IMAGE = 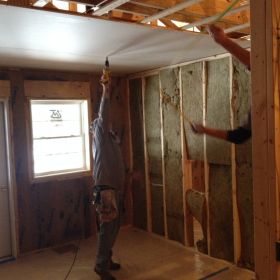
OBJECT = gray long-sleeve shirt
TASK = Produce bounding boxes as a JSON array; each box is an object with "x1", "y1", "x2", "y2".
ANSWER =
[{"x1": 92, "y1": 96, "x2": 125, "y2": 193}]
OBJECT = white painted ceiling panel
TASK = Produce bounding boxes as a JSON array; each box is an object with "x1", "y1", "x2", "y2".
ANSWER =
[{"x1": 0, "y1": 5, "x2": 250, "y2": 74}]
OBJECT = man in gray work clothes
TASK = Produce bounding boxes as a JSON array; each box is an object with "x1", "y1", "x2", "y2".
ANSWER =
[{"x1": 91, "y1": 72, "x2": 125, "y2": 280}]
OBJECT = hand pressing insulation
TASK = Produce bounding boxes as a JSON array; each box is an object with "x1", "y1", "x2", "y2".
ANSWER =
[{"x1": 190, "y1": 123, "x2": 206, "y2": 134}]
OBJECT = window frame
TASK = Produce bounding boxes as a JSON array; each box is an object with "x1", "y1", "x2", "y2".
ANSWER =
[{"x1": 29, "y1": 98, "x2": 91, "y2": 181}]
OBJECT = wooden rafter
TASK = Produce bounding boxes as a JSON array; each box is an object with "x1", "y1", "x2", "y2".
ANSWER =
[
  {"x1": 141, "y1": 0, "x2": 203, "y2": 23},
  {"x1": 2, "y1": 0, "x2": 251, "y2": 35},
  {"x1": 108, "y1": 10, "x2": 143, "y2": 22},
  {"x1": 93, "y1": 0, "x2": 131, "y2": 16},
  {"x1": 116, "y1": 3, "x2": 159, "y2": 17},
  {"x1": 61, "y1": 0, "x2": 97, "y2": 6},
  {"x1": 181, "y1": 3, "x2": 249, "y2": 30},
  {"x1": 224, "y1": 22, "x2": 250, "y2": 33}
]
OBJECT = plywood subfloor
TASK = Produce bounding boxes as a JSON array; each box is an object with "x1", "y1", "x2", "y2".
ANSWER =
[{"x1": 0, "y1": 227, "x2": 255, "y2": 280}]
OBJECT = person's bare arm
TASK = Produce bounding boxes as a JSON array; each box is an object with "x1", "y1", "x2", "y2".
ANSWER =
[
  {"x1": 207, "y1": 25, "x2": 250, "y2": 70},
  {"x1": 191, "y1": 123, "x2": 228, "y2": 141}
]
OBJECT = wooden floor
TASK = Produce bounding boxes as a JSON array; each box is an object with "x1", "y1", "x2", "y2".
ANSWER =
[{"x1": 0, "y1": 227, "x2": 255, "y2": 280}]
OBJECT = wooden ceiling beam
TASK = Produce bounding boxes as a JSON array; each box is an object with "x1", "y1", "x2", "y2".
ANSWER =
[
  {"x1": 224, "y1": 22, "x2": 250, "y2": 33},
  {"x1": 117, "y1": 2, "x2": 248, "y2": 30},
  {"x1": 116, "y1": 2, "x2": 159, "y2": 17},
  {"x1": 181, "y1": 3, "x2": 249, "y2": 30},
  {"x1": 132, "y1": 0, "x2": 249, "y2": 23},
  {"x1": 69, "y1": 2, "x2": 77, "y2": 11},
  {"x1": 60, "y1": 0, "x2": 97, "y2": 6},
  {"x1": 118, "y1": 2, "x2": 205, "y2": 24},
  {"x1": 108, "y1": 10, "x2": 144, "y2": 22},
  {"x1": 141, "y1": 0, "x2": 203, "y2": 23},
  {"x1": 130, "y1": 0, "x2": 163, "y2": 10},
  {"x1": 93, "y1": 0, "x2": 130, "y2": 16},
  {"x1": 5, "y1": 0, "x2": 250, "y2": 35}
]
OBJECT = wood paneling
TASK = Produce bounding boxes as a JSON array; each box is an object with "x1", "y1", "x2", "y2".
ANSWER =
[
  {"x1": 24, "y1": 81, "x2": 90, "y2": 99},
  {"x1": 4, "y1": 68, "x2": 130, "y2": 253},
  {"x1": 0, "y1": 81, "x2": 10, "y2": 98}
]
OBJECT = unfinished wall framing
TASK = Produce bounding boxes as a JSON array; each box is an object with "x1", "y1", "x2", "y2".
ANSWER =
[
  {"x1": 128, "y1": 53, "x2": 253, "y2": 267},
  {"x1": 129, "y1": 78, "x2": 148, "y2": 231},
  {"x1": 250, "y1": 0, "x2": 280, "y2": 278}
]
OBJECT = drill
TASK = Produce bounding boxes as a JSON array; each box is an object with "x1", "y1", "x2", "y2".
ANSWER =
[{"x1": 100, "y1": 57, "x2": 110, "y2": 84}]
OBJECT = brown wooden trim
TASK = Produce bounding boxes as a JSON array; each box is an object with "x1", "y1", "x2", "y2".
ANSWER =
[
  {"x1": 142, "y1": 76, "x2": 152, "y2": 232},
  {"x1": 0, "y1": 81, "x2": 11, "y2": 98},
  {"x1": 24, "y1": 81, "x2": 90, "y2": 99}
]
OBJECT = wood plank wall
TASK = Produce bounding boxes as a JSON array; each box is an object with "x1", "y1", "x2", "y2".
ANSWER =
[
  {"x1": 128, "y1": 54, "x2": 253, "y2": 267},
  {"x1": 1, "y1": 68, "x2": 129, "y2": 254}
]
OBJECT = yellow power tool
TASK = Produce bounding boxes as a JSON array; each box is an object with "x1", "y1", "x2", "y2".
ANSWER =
[{"x1": 100, "y1": 57, "x2": 110, "y2": 84}]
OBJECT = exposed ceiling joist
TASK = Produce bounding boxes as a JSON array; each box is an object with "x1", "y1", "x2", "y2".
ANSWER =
[
  {"x1": 109, "y1": 10, "x2": 143, "y2": 21},
  {"x1": 93, "y1": 0, "x2": 131, "y2": 16},
  {"x1": 5, "y1": 0, "x2": 251, "y2": 37},
  {"x1": 182, "y1": 3, "x2": 249, "y2": 29},
  {"x1": 115, "y1": 7, "x2": 149, "y2": 17},
  {"x1": 130, "y1": 1, "x2": 163, "y2": 10},
  {"x1": 224, "y1": 22, "x2": 250, "y2": 33},
  {"x1": 33, "y1": 0, "x2": 96, "y2": 7},
  {"x1": 64, "y1": 0, "x2": 97, "y2": 7},
  {"x1": 141, "y1": 0, "x2": 203, "y2": 23},
  {"x1": 115, "y1": 3, "x2": 162, "y2": 19}
]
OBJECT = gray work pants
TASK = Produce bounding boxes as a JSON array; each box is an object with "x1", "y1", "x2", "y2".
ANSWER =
[{"x1": 95, "y1": 188, "x2": 123, "y2": 273}]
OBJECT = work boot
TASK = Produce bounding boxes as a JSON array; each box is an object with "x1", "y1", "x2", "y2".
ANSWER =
[
  {"x1": 110, "y1": 260, "x2": 121, "y2": 271},
  {"x1": 94, "y1": 268, "x2": 116, "y2": 280}
]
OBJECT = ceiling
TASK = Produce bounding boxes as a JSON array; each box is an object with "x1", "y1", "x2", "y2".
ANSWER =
[{"x1": 0, "y1": 1, "x2": 250, "y2": 74}]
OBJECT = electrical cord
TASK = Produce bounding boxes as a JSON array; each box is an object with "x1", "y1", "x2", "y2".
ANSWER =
[{"x1": 64, "y1": 238, "x2": 82, "y2": 280}]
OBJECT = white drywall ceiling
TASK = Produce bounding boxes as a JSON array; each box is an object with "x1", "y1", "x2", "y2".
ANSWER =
[{"x1": 0, "y1": 4, "x2": 250, "y2": 74}]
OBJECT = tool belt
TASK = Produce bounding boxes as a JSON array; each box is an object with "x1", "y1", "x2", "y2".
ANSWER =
[{"x1": 93, "y1": 186, "x2": 118, "y2": 223}]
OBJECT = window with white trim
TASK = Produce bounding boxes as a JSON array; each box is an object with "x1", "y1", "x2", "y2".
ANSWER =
[{"x1": 30, "y1": 99, "x2": 90, "y2": 178}]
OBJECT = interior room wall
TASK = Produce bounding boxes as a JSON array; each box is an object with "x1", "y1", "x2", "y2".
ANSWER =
[
  {"x1": 0, "y1": 68, "x2": 130, "y2": 254},
  {"x1": 128, "y1": 55, "x2": 253, "y2": 268}
]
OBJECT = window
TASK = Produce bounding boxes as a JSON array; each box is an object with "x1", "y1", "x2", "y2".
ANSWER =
[{"x1": 30, "y1": 100, "x2": 90, "y2": 178}]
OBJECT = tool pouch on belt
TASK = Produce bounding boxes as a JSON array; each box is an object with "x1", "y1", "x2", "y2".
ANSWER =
[{"x1": 93, "y1": 188, "x2": 118, "y2": 223}]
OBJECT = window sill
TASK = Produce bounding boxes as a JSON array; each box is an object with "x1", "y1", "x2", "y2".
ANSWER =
[{"x1": 31, "y1": 170, "x2": 92, "y2": 184}]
